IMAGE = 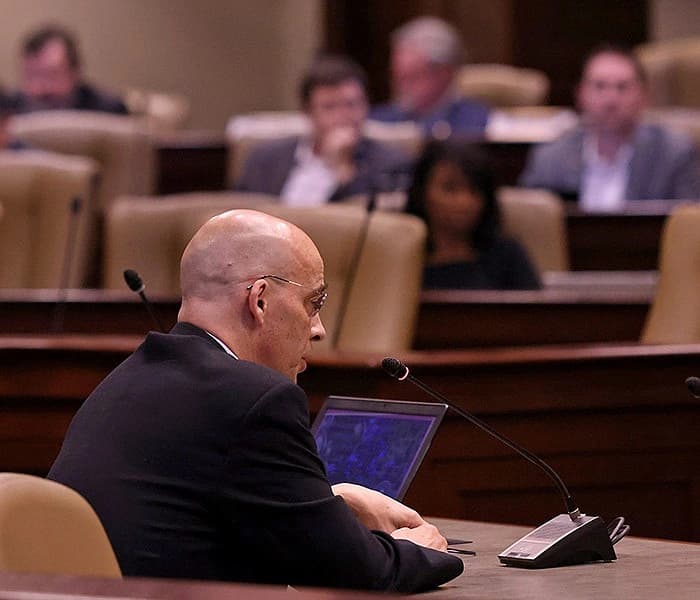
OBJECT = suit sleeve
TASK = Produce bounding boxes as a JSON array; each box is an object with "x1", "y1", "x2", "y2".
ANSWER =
[
  {"x1": 220, "y1": 381, "x2": 464, "y2": 592},
  {"x1": 670, "y1": 142, "x2": 700, "y2": 200}
]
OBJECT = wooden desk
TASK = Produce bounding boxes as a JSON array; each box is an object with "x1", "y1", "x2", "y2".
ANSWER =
[
  {"x1": 155, "y1": 132, "x2": 228, "y2": 194},
  {"x1": 566, "y1": 204, "x2": 673, "y2": 271},
  {"x1": 0, "y1": 520, "x2": 696, "y2": 599},
  {"x1": 430, "y1": 518, "x2": 700, "y2": 600},
  {"x1": 1, "y1": 336, "x2": 698, "y2": 542},
  {"x1": 416, "y1": 289, "x2": 650, "y2": 348},
  {"x1": 0, "y1": 288, "x2": 652, "y2": 348}
]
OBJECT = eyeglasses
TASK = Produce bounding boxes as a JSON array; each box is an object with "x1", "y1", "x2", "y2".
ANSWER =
[{"x1": 246, "y1": 275, "x2": 328, "y2": 316}]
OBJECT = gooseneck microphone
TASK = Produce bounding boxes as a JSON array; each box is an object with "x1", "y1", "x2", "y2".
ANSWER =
[
  {"x1": 382, "y1": 357, "x2": 579, "y2": 519},
  {"x1": 330, "y1": 189, "x2": 377, "y2": 349},
  {"x1": 123, "y1": 269, "x2": 165, "y2": 333},
  {"x1": 686, "y1": 376, "x2": 700, "y2": 398},
  {"x1": 51, "y1": 196, "x2": 83, "y2": 333},
  {"x1": 382, "y1": 356, "x2": 621, "y2": 569}
]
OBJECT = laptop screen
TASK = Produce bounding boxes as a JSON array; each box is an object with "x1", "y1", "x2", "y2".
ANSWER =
[{"x1": 311, "y1": 396, "x2": 447, "y2": 500}]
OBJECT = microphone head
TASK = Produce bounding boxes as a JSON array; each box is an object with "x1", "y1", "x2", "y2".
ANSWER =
[
  {"x1": 686, "y1": 376, "x2": 700, "y2": 398},
  {"x1": 382, "y1": 357, "x2": 409, "y2": 381},
  {"x1": 123, "y1": 269, "x2": 145, "y2": 294}
]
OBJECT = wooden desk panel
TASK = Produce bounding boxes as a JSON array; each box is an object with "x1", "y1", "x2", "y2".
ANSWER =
[
  {"x1": 1, "y1": 336, "x2": 698, "y2": 542},
  {"x1": 0, "y1": 289, "x2": 651, "y2": 349}
]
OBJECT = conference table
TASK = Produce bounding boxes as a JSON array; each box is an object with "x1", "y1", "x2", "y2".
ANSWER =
[{"x1": 0, "y1": 519, "x2": 697, "y2": 599}]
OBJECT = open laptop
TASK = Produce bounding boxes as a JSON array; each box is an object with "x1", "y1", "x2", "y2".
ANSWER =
[{"x1": 311, "y1": 396, "x2": 448, "y2": 501}]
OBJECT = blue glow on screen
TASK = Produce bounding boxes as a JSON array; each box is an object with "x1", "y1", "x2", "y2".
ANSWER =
[{"x1": 314, "y1": 409, "x2": 436, "y2": 498}]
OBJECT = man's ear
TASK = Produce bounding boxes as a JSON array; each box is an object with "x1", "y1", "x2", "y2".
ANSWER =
[{"x1": 246, "y1": 280, "x2": 268, "y2": 324}]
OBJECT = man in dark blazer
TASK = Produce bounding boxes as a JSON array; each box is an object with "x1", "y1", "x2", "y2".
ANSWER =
[
  {"x1": 7, "y1": 25, "x2": 128, "y2": 115},
  {"x1": 48, "y1": 209, "x2": 463, "y2": 592},
  {"x1": 519, "y1": 45, "x2": 700, "y2": 209},
  {"x1": 236, "y1": 56, "x2": 411, "y2": 204}
]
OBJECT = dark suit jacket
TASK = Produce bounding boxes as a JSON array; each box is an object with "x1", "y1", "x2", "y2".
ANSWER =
[
  {"x1": 7, "y1": 82, "x2": 128, "y2": 115},
  {"x1": 519, "y1": 124, "x2": 700, "y2": 201},
  {"x1": 235, "y1": 136, "x2": 412, "y2": 201},
  {"x1": 370, "y1": 97, "x2": 489, "y2": 136},
  {"x1": 48, "y1": 323, "x2": 462, "y2": 592}
]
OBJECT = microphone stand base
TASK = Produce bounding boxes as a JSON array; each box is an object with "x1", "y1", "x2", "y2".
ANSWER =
[{"x1": 498, "y1": 514, "x2": 616, "y2": 569}]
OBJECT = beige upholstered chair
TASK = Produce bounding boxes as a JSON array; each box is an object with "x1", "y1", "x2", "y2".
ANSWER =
[
  {"x1": 104, "y1": 193, "x2": 426, "y2": 352},
  {"x1": 455, "y1": 64, "x2": 550, "y2": 107},
  {"x1": 0, "y1": 473, "x2": 121, "y2": 577},
  {"x1": 636, "y1": 38, "x2": 700, "y2": 107},
  {"x1": 125, "y1": 88, "x2": 191, "y2": 132},
  {"x1": 497, "y1": 187, "x2": 569, "y2": 272},
  {"x1": 9, "y1": 111, "x2": 155, "y2": 209},
  {"x1": 641, "y1": 204, "x2": 700, "y2": 344},
  {"x1": 225, "y1": 111, "x2": 423, "y2": 187},
  {"x1": 0, "y1": 150, "x2": 99, "y2": 288}
]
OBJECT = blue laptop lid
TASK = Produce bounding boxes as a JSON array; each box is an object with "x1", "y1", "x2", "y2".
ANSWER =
[{"x1": 311, "y1": 396, "x2": 448, "y2": 500}]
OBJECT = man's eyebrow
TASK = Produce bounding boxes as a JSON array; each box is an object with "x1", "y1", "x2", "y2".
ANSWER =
[{"x1": 311, "y1": 284, "x2": 328, "y2": 296}]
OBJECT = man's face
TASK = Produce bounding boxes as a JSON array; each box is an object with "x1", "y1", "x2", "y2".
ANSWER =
[
  {"x1": 21, "y1": 38, "x2": 79, "y2": 110},
  {"x1": 577, "y1": 52, "x2": 646, "y2": 136},
  {"x1": 391, "y1": 45, "x2": 453, "y2": 114},
  {"x1": 258, "y1": 246, "x2": 327, "y2": 383},
  {"x1": 306, "y1": 80, "x2": 368, "y2": 142}
]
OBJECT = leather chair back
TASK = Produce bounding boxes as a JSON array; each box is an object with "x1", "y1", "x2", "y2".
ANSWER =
[
  {"x1": 0, "y1": 150, "x2": 99, "y2": 288},
  {"x1": 10, "y1": 111, "x2": 155, "y2": 209},
  {"x1": 641, "y1": 204, "x2": 700, "y2": 343},
  {"x1": 456, "y1": 64, "x2": 550, "y2": 107},
  {"x1": 104, "y1": 193, "x2": 426, "y2": 352},
  {"x1": 0, "y1": 473, "x2": 121, "y2": 577},
  {"x1": 497, "y1": 187, "x2": 569, "y2": 272},
  {"x1": 636, "y1": 37, "x2": 700, "y2": 107}
]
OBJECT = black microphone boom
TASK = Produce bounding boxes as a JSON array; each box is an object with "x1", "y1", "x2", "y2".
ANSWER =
[
  {"x1": 381, "y1": 356, "x2": 618, "y2": 569},
  {"x1": 51, "y1": 196, "x2": 83, "y2": 333},
  {"x1": 123, "y1": 269, "x2": 165, "y2": 333}
]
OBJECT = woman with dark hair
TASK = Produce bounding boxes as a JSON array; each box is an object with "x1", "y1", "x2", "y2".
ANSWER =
[{"x1": 406, "y1": 140, "x2": 540, "y2": 290}]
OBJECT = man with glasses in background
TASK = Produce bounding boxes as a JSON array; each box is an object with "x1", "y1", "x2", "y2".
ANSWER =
[{"x1": 48, "y1": 209, "x2": 463, "y2": 592}]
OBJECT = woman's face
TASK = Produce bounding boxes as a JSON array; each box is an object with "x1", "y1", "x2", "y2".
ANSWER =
[{"x1": 425, "y1": 160, "x2": 484, "y2": 237}]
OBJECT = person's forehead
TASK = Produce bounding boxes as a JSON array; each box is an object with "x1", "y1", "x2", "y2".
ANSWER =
[
  {"x1": 310, "y1": 80, "x2": 365, "y2": 103},
  {"x1": 26, "y1": 39, "x2": 71, "y2": 68},
  {"x1": 584, "y1": 53, "x2": 638, "y2": 82}
]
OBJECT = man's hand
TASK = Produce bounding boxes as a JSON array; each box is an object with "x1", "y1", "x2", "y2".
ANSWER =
[
  {"x1": 317, "y1": 125, "x2": 360, "y2": 184},
  {"x1": 332, "y1": 482, "x2": 423, "y2": 533},
  {"x1": 391, "y1": 522, "x2": 449, "y2": 552}
]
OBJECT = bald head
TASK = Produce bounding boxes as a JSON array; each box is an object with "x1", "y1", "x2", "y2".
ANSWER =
[
  {"x1": 178, "y1": 209, "x2": 327, "y2": 381},
  {"x1": 180, "y1": 210, "x2": 313, "y2": 299}
]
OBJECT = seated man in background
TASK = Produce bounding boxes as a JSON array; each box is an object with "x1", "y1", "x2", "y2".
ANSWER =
[
  {"x1": 236, "y1": 55, "x2": 411, "y2": 204},
  {"x1": 48, "y1": 209, "x2": 463, "y2": 592},
  {"x1": 519, "y1": 45, "x2": 700, "y2": 210},
  {"x1": 6, "y1": 24, "x2": 128, "y2": 114},
  {"x1": 371, "y1": 16, "x2": 489, "y2": 138}
]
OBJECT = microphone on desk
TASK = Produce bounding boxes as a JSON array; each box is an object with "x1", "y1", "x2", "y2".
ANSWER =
[
  {"x1": 123, "y1": 269, "x2": 166, "y2": 333},
  {"x1": 686, "y1": 377, "x2": 700, "y2": 398},
  {"x1": 381, "y1": 356, "x2": 623, "y2": 569},
  {"x1": 51, "y1": 196, "x2": 83, "y2": 333}
]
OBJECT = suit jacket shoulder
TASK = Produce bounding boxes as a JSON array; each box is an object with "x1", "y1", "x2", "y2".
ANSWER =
[
  {"x1": 235, "y1": 136, "x2": 299, "y2": 195},
  {"x1": 518, "y1": 127, "x2": 584, "y2": 195}
]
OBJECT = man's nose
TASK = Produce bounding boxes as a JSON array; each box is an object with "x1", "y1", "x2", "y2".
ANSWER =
[{"x1": 311, "y1": 313, "x2": 326, "y2": 342}]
